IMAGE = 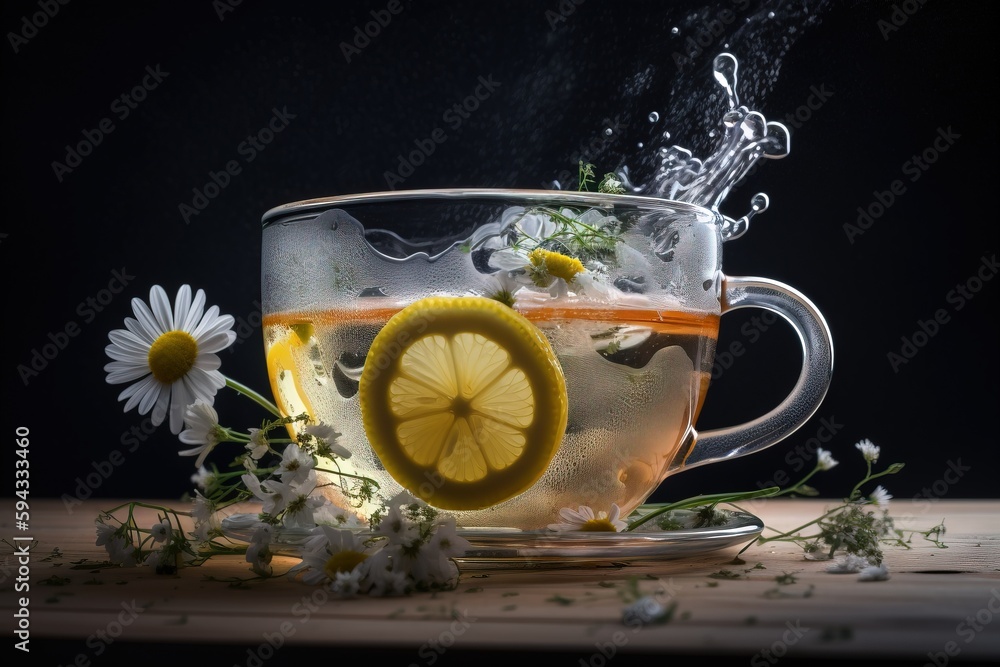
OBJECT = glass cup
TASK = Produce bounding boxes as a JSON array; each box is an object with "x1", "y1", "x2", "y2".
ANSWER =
[{"x1": 260, "y1": 189, "x2": 833, "y2": 530}]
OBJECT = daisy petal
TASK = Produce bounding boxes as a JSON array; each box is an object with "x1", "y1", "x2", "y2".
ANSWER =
[
  {"x1": 173, "y1": 285, "x2": 192, "y2": 332},
  {"x1": 149, "y1": 285, "x2": 174, "y2": 332}
]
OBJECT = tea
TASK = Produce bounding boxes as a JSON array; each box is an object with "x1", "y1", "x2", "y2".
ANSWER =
[{"x1": 264, "y1": 302, "x2": 718, "y2": 529}]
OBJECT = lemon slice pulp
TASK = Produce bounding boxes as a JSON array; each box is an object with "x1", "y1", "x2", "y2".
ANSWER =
[
  {"x1": 359, "y1": 296, "x2": 568, "y2": 510},
  {"x1": 265, "y1": 323, "x2": 316, "y2": 432}
]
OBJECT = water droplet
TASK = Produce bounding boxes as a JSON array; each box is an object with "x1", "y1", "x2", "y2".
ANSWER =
[
  {"x1": 604, "y1": 127, "x2": 613, "y2": 136},
  {"x1": 637, "y1": 142, "x2": 644, "y2": 149},
  {"x1": 648, "y1": 111, "x2": 659, "y2": 123},
  {"x1": 662, "y1": 131, "x2": 671, "y2": 140},
  {"x1": 671, "y1": 26, "x2": 679, "y2": 35},
  {"x1": 768, "y1": 11, "x2": 775, "y2": 18}
]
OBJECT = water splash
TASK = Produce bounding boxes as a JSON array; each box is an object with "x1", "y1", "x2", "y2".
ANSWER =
[{"x1": 618, "y1": 53, "x2": 788, "y2": 239}]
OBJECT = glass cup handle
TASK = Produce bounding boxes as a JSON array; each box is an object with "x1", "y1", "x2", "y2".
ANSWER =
[{"x1": 671, "y1": 275, "x2": 834, "y2": 471}]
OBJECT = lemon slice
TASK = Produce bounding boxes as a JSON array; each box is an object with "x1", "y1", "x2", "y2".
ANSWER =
[
  {"x1": 359, "y1": 296, "x2": 567, "y2": 510},
  {"x1": 266, "y1": 323, "x2": 316, "y2": 431}
]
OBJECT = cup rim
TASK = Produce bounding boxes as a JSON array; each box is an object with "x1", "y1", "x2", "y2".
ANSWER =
[{"x1": 261, "y1": 188, "x2": 720, "y2": 228}]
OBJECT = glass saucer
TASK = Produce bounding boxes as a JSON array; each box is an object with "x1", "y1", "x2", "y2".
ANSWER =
[{"x1": 221, "y1": 508, "x2": 763, "y2": 570}]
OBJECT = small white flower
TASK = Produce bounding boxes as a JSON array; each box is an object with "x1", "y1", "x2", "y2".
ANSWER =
[
  {"x1": 332, "y1": 568, "x2": 364, "y2": 598},
  {"x1": 150, "y1": 520, "x2": 172, "y2": 543},
  {"x1": 869, "y1": 485, "x2": 892, "y2": 510},
  {"x1": 246, "y1": 428, "x2": 268, "y2": 460},
  {"x1": 103, "y1": 284, "x2": 235, "y2": 434},
  {"x1": 190, "y1": 465, "x2": 213, "y2": 490},
  {"x1": 816, "y1": 447, "x2": 838, "y2": 471},
  {"x1": 95, "y1": 520, "x2": 117, "y2": 547},
  {"x1": 548, "y1": 504, "x2": 627, "y2": 532},
  {"x1": 857, "y1": 562, "x2": 890, "y2": 582},
  {"x1": 242, "y1": 473, "x2": 293, "y2": 516},
  {"x1": 304, "y1": 423, "x2": 351, "y2": 460},
  {"x1": 855, "y1": 438, "x2": 880, "y2": 463},
  {"x1": 191, "y1": 490, "x2": 221, "y2": 544},
  {"x1": 362, "y1": 545, "x2": 410, "y2": 596},
  {"x1": 178, "y1": 400, "x2": 224, "y2": 468},
  {"x1": 426, "y1": 515, "x2": 472, "y2": 559},
  {"x1": 825, "y1": 554, "x2": 871, "y2": 573},
  {"x1": 622, "y1": 596, "x2": 669, "y2": 626},
  {"x1": 372, "y1": 502, "x2": 418, "y2": 546},
  {"x1": 314, "y1": 503, "x2": 363, "y2": 528},
  {"x1": 282, "y1": 472, "x2": 327, "y2": 528},
  {"x1": 276, "y1": 443, "x2": 316, "y2": 485},
  {"x1": 107, "y1": 535, "x2": 138, "y2": 567},
  {"x1": 246, "y1": 541, "x2": 273, "y2": 577}
]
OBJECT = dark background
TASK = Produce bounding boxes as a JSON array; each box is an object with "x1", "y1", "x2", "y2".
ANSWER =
[{"x1": 3, "y1": 0, "x2": 997, "y2": 513}]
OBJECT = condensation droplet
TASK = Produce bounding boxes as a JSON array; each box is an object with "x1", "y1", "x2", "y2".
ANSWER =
[
  {"x1": 604, "y1": 127, "x2": 613, "y2": 136},
  {"x1": 671, "y1": 26, "x2": 679, "y2": 35},
  {"x1": 662, "y1": 131, "x2": 671, "y2": 140},
  {"x1": 637, "y1": 142, "x2": 644, "y2": 148},
  {"x1": 768, "y1": 11, "x2": 775, "y2": 18},
  {"x1": 648, "y1": 111, "x2": 659, "y2": 123}
]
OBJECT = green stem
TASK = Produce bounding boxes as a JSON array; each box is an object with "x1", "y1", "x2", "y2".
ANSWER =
[
  {"x1": 756, "y1": 505, "x2": 846, "y2": 542},
  {"x1": 626, "y1": 487, "x2": 780, "y2": 532},
  {"x1": 315, "y1": 467, "x2": 381, "y2": 488},
  {"x1": 773, "y1": 466, "x2": 822, "y2": 497},
  {"x1": 225, "y1": 376, "x2": 280, "y2": 417}
]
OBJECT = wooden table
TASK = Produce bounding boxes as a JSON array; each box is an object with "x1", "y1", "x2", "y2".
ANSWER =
[{"x1": 4, "y1": 499, "x2": 998, "y2": 665}]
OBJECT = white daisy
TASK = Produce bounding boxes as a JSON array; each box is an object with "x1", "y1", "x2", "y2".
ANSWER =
[
  {"x1": 869, "y1": 485, "x2": 892, "y2": 510},
  {"x1": 178, "y1": 400, "x2": 225, "y2": 468},
  {"x1": 816, "y1": 448, "x2": 838, "y2": 471},
  {"x1": 104, "y1": 284, "x2": 236, "y2": 434},
  {"x1": 292, "y1": 527, "x2": 370, "y2": 585},
  {"x1": 855, "y1": 438, "x2": 880, "y2": 463},
  {"x1": 548, "y1": 504, "x2": 627, "y2": 532}
]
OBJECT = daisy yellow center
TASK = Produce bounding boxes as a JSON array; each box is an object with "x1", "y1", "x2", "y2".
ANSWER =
[
  {"x1": 147, "y1": 331, "x2": 198, "y2": 384},
  {"x1": 324, "y1": 550, "x2": 368, "y2": 578},
  {"x1": 580, "y1": 518, "x2": 617, "y2": 532},
  {"x1": 529, "y1": 248, "x2": 585, "y2": 283}
]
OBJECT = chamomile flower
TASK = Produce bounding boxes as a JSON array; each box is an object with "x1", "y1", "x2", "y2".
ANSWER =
[
  {"x1": 293, "y1": 527, "x2": 370, "y2": 585},
  {"x1": 178, "y1": 400, "x2": 225, "y2": 468},
  {"x1": 104, "y1": 284, "x2": 235, "y2": 434},
  {"x1": 548, "y1": 504, "x2": 627, "y2": 532}
]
